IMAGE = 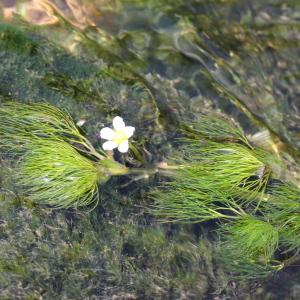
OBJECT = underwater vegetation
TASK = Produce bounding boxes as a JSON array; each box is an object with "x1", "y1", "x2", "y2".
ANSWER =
[
  {"x1": 1, "y1": 1, "x2": 300, "y2": 297},
  {"x1": 0, "y1": 102, "x2": 128, "y2": 208},
  {"x1": 1, "y1": 99, "x2": 300, "y2": 281},
  {"x1": 152, "y1": 114, "x2": 300, "y2": 279}
]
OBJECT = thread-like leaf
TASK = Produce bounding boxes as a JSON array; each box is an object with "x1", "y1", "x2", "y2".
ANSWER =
[
  {"x1": 183, "y1": 113, "x2": 250, "y2": 146},
  {"x1": 0, "y1": 102, "x2": 128, "y2": 208},
  {"x1": 17, "y1": 139, "x2": 103, "y2": 208},
  {"x1": 220, "y1": 216, "x2": 279, "y2": 260},
  {"x1": 0, "y1": 102, "x2": 104, "y2": 159},
  {"x1": 152, "y1": 140, "x2": 270, "y2": 223}
]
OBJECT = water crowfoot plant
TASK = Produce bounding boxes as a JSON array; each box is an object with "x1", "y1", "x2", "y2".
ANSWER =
[
  {"x1": 18, "y1": 139, "x2": 102, "y2": 208},
  {"x1": 221, "y1": 216, "x2": 279, "y2": 261},
  {"x1": 261, "y1": 183, "x2": 300, "y2": 255},
  {"x1": 182, "y1": 113, "x2": 251, "y2": 147},
  {"x1": 0, "y1": 102, "x2": 104, "y2": 159},
  {"x1": 151, "y1": 114, "x2": 300, "y2": 278},
  {"x1": 100, "y1": 116, "x2": 135, "y2": 153},
  {"x1": 1, "y1": 100, "x2": 300, "y2": 279},
  {"x1": 0, "y1": 102, "x2": 128, "y2": 208}
]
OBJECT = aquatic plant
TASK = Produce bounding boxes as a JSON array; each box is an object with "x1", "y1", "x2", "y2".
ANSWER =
[
  {"x1": 100, "y1": 116, "x2": 135, "y2": 153},
  {"x1": 0, "y1": 102, "x2": 104, "y2": 159},
  {"x1": 152, "y1": 139, "x2": 272, "y2": 223},
  {"x1": 221, "y1": 216, "x2": 279, "y2": 260},
  {"x1": 182, "y1": 113, "x2": 250, "y2": 147},
  {"x1": 216, "y1": 244, "x2": 283, "y2": 280},
  {"x1": 17, "y1": 139, "x2": 128, "y2": 208},
  {"x1": 0, "y1": 102, "x2": 128, "y2": 208},
  {"x1": 262, "y1": 183, "x2": 300, "y2": 254},
  {"x1": 180, "y1": 141, "x2": 270, "y2": 198},
  {"x1": 152, "y1": 113, "x2": 300, "y2": 278},
  {"x1": 1, "y1": 100, "x2": 299, "y2": 279}
]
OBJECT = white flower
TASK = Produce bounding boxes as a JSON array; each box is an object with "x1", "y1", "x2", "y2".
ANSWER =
[{"x1": 100, "y1": 116, "x2": 135, "y2": 153}]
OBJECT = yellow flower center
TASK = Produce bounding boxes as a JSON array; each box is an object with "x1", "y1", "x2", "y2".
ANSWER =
[{"x1": 113, "y1": 129, "x2": 128, "y2": 144}]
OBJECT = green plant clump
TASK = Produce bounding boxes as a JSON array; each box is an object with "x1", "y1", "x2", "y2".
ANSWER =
[
  {"x1": 0, "y1": 102, "x2": 104, "y2": 159},
  {"x1": 1, "y1": 101, "x2": 300, "y2": 279},
  {"x1": 0, "y1": 102, "x2": 128, "y2": 208},
  {"x1": 17, "y1": 139, "x2": 101, "y2": 208},
  {"x1": 152, "y1": 114, "x2": 300, "y2": 278},
  {"x1": 221, "y1": 216, "x2": 279, "y2": 260}
]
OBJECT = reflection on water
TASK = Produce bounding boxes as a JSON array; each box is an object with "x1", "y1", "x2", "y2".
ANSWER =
[
  {"x1": 0, "y1": 0, "x2": 300, "y2": 299},
  {"x1": 10, "y1": 0, "x2": 299, "y2": 155},
  {"x1": 2, "y1": 0, "x2": 109, "y2": 28}
]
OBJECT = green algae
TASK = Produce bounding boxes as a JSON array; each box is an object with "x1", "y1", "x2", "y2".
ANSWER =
[
  {"x1": 0, "y1": 190, "x2": 224, "y2": 299},
  {"x1": 0, "y1": 23, "x2": 38, "y2": 54}
]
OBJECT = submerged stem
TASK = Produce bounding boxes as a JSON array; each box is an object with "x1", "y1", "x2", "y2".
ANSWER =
[{"x1": 282, "y1": 254, "x2": 300, "y2": 268}]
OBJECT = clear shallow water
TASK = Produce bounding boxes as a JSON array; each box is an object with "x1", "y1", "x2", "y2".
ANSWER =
[{"x1": 0, "y1": 0, "x2": 300, "y2": 299}]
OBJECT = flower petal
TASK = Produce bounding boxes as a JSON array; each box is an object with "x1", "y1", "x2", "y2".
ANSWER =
[
  {"x1": 113, "y1": 116, "x2": 125, "y2": 130},
  {"x1": 76, "y1": 119, "x2": 86, "y2": 127},
  {"x1": 102, "y1": 141, "x2": 118, "y2": 150},
  {"x1": 124, "y1": 126, "x2": 135, "y2": 138},
  {"x1": 118, "y1": 140, "x2": 129, "y2": 153},
  {"x1": 100, "y1": 127, "x2": 115, "y2": 140}
]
